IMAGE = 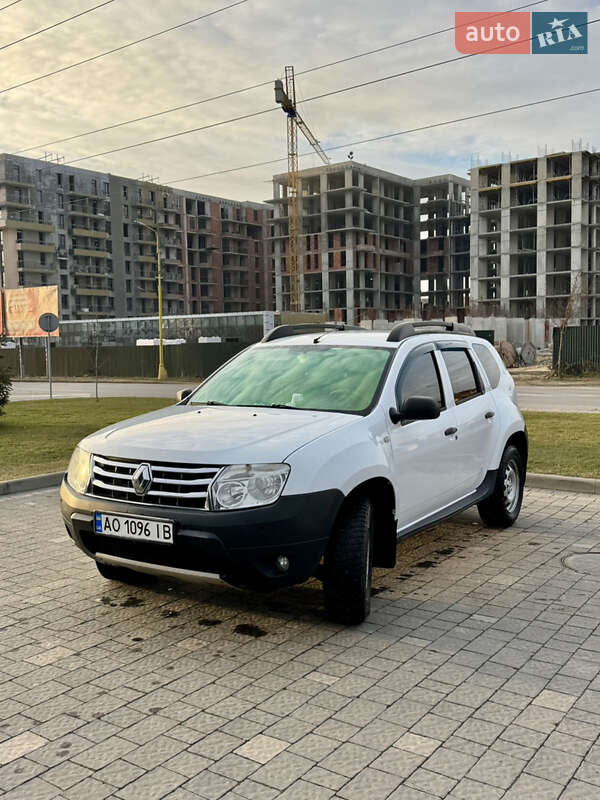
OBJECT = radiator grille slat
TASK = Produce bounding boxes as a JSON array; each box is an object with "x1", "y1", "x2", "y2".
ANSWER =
[{"x1": 90, "y1": 455, "x2": 221, "y2": 509}]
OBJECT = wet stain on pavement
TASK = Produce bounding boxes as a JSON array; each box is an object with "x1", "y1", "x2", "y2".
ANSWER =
[
  {"x1": 198, "y1": 618, "x2": 223, "y2": 627},
  {"x1": 121, "y1": 596, "x2": 144, "y2": 608},
  {"x1": 234, "y1": 623, "x2": 267, "y2": 638}
]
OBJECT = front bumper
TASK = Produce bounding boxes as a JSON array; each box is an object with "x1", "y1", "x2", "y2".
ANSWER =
[{"x1": 60, "y1": 478, "x2": 343, "y2": 589}]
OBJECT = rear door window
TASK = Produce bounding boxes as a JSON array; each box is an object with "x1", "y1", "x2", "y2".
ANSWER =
[{"x1": 441, "y1": 349, "x2": 482, "y2": 405}]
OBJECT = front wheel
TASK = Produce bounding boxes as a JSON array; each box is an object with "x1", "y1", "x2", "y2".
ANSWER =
[
  {"x1": 322, "y1": 494, "x2": 373, "y2": 625},
  {"x1": 477, "y1": 445, "x2": 524, "y2": 528}
]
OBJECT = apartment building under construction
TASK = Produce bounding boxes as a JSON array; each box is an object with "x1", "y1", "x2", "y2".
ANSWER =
[
  {"x1": 470, "y1": 150, "x2": 600, "y2": 324},
  {"x1": 0, "y1": 154, "x2": 272, "y2": 320},
  {"x1": 269, "y1": 161, "x2": 471, "y2": 322}
]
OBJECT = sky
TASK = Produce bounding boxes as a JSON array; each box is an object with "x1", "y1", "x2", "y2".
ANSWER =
[{"x1": 1, "y1": 0, "x2": 599, "y2": 203}]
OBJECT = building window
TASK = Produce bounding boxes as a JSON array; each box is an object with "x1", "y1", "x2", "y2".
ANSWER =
[
  {"x1": 36, "y1": 169, "x2": 42, "y2": 182},
  {"x1": 58, "y1": 214, "x2": 65, "y2": 228},
  {"x1": 123, "y1": 223, "x2": 129, "y2": 237},
  {"x1": 68, "y1": 175, "x2": 75, "y2": 191},
  {"x1": 57, "y1": 194, "x2": 64, "y2": 209},
  {"x1": 125, "y1": 260, "x2": 131, "y2": 274},
  {"x1": 103, "y1": 181, "x2": 109, "y2": 195},
  {"x1": 40, "y1": 253, "x2": 46, "y2": 266},
  {"x1": 59, "y1": 234, "x2": 66, "y2": 248},
  {"x1": 37, "y1": 190, "x2": 43, "y2": 203},
  {"x1": 122, "y1": 186, "x2": 128, "y2": 199},
  {"x1": 57, "y1": 173, "x2": 63, "y2": 187},
  {"x1": 123, "y1": 204, "x2": 129, "y2": 219},
  {"x1": 91, "y1": 179, "x2": 97, "y2": 194},
  {"x1": 341, "y1": 251, "x2": 346, "y2": 267},
  {"x1": 126, "y1": 280, "x2": 132, "y2": 292},
  {"x1": 328, "y1": 252, "x2": 334, "y2": 268},
  {"x1": 61, "y1": 294, "x2": 69, "y2": 309},
  {"x1": 38, "y1": 211, "x2": 44, "y2": 223}
]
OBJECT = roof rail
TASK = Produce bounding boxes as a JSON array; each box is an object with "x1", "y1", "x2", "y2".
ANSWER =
[
  {"x1": 386, "y1": 320, "x2": 475, "y2": 343},
  {"x1": 262, "y1": 323, "x2": 361, "y2": 343}
]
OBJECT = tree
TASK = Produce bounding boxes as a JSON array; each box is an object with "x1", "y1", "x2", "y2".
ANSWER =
[
  {"x1": 0, "y1": 336, "x2": 12, "y2": 415},
  {"x1": 556, "y1": 273, "x2": 582, "y2": 379}
]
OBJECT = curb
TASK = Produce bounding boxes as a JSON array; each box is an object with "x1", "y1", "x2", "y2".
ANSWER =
[
  {"x1": 526, "y1": 472, "x2": 600, "y2": 495},
  {"x1": 0, "y1": 472, "x2": 64, "y2": 497},
  {"x1": 0, "y1": 471, "x2": 598, "y2": 498}
]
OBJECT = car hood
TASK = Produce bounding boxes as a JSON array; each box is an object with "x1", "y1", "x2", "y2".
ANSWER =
[{"x1": 79, "y1": 403, "x2": 359, "y2": 464}]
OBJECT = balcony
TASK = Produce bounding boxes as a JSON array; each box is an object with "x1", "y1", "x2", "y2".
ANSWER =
[
  {"x1": 72, "y1": 227, "x2": 109, "y2": 239},
  {"x1": 1, "y1": 218, "x2": 53, "y2": 233},
  {"x1": 73, "y1": 248, "x2": 111, "y2": 259},
  {"x1": 17, "y1": 242, "x2": 55, "y2": 253},
  {"x1": 75, "y1": 288, "x2": 113, "y2": 297}
]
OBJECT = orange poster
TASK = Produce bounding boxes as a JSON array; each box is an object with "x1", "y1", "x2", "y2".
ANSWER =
[{"x1": 3, "y1": 286, "x2": 59, "y2": 337}]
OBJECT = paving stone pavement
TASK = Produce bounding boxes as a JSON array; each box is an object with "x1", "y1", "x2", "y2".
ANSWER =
[{"x1": 1, "y1": 487, "x2": 600, "y2": 799}]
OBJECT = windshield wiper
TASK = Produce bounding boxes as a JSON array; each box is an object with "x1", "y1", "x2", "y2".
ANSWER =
[
  {"x1": 269, "y1": 404, "x2": 297, "y2": 409},
  {"x1": 195, "y1": 400, "x2": 227, "y2": 406}
]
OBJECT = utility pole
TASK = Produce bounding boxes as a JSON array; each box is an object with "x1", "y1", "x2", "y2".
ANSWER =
[
  {"x1": 275, "y1": 66, "x2": 329, "y2": 312},
  {"x1": 136, "y1": 218, "x2": 168, "y2": 380}
]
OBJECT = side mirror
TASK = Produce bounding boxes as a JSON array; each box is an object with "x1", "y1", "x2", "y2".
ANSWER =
[
  {"x1": 389, "y1": 395, "x2": 440, "y2": 424},
  {"x1": 176, "y1": 388, "x2": 193, "y2": 402}
]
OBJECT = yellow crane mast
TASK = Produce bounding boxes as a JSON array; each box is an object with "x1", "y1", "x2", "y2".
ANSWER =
[{"x1": 275, "y1": 66, "x2": 329, "y2": 312}]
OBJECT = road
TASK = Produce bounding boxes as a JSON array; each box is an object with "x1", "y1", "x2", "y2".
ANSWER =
[
  {"x1": 517, "y1": 384, "x2": 600, "y2": 413},
  {"x1": 0, "y1": 485, "x2": 599, "y2": 799},
  {"x1": 11, "y1": 380, "x2": 600, "y2": 412}
]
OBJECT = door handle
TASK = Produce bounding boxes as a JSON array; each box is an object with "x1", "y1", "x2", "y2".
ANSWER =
[
  {"x1": 444, "y1": 427, "x2": 457, "y2": 436},
  {"x1": 485, "y1": 410, "x2": 495, "y2": 419}
]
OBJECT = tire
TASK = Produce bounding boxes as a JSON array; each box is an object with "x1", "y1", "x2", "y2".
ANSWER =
[
  {"x1": 323, "y1": 494, "x2": 373, "y2": 625},
  {"x1": 95, "y1": 561, "x2": 155, "y2": 585},
  {"x1": 477, "y1": 444, "x2": 524, "y2": 528}
]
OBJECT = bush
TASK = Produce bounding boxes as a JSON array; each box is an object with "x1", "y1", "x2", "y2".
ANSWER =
[{"x1": 0, "y1": 338, "x2": 12, "y2": 415}]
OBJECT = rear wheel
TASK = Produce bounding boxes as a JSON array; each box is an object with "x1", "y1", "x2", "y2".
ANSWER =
[
  {"x1": 96, "y1": 561, "x2": 156, "y2": 585},
  {"x1": 477, "y1": 445, "x2": 524, "y2": 528},
  {"x1": 323, "y1": 494, "x2": 373, "y2": 625}
]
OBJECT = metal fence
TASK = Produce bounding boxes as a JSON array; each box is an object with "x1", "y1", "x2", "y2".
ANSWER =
[
  {"x1": 552, "y1": 326, "x2": 600, "y2": 370},
  {"x1": 3, "y1": 342, "x2": 246, "y2": 380}
]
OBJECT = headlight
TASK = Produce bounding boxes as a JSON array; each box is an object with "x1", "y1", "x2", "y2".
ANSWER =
[
  {"x1": 67, "y1": 446, "x2": 92, "y2": 494},
  {"x1": 210, "y1": 464, "x2": 290, "y2": 511}
]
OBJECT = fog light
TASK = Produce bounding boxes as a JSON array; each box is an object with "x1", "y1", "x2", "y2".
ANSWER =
[{"x1": 276, "y1": 555, "x2": 290, "y2": 573}]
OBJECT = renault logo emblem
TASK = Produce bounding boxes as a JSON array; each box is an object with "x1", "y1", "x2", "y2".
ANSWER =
[{"x1": 132, "y1": 463, "x2": 153, "y2": 496}]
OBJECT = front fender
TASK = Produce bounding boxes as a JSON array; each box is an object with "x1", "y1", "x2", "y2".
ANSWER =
[{"x1": 283, "y1": 409, "x2": 393, "y2": 498}]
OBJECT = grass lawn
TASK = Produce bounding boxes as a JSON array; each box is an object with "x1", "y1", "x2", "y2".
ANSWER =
[
  {"x1": 0, "y1": 400, "x2": 598, "y2": 481},
  {"x1": 0, "y1": 398, "x2": 171, "y2": 481},
  {"x1": 523, "y1": 411, "x2": 600, "y2": 479}
]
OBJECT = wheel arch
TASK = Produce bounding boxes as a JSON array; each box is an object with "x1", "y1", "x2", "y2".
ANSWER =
[
  {"x1": 505, "y1": 429, "x2": 528, "y2": 473},
  {"x1": 333, "y1": 477, "x2": 397, "y2": 569}
]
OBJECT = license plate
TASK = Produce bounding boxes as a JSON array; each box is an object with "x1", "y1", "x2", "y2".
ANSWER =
[{"x1": 94, "y1": 512, "x2": 174, "y2": 545}]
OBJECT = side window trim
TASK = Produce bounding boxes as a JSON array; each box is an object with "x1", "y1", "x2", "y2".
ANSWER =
[{"x1": 394, "y1": 343, "x2": 446, "y2": 414}]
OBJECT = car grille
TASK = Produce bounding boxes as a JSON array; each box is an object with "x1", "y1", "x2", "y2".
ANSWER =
[{"x1": 90, "y1": 455, "x2": 222, "y2": 509}]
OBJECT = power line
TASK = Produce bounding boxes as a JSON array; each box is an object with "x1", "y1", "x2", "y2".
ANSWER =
[
  {"x1": 0, "y1": 0, "x2": 116, "y2": 53},
  {"x1": 16, "y1": 0, "x2": 546, "y2": 155},
  {"x1": 165, "y1": 86, "x2": 600, "y2": 184},
  {"x1": 0, "y1": 0, "x2": 25, "y2": 10},
  {"x1": 0, "y1": 0, "x2": 248, "y2": 97},
  {"x1": 56, "y1": 14, "x2": 600, "y2": 167}
]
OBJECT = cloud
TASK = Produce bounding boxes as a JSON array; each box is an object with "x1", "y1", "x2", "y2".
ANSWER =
[{"x1": 1, "y1": 0, "x2": 599, "y2": 202}]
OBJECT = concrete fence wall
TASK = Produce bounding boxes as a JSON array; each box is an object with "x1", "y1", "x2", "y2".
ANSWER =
[{"x1": 4, "y1": 342, "x2": 247, "y2": 380}]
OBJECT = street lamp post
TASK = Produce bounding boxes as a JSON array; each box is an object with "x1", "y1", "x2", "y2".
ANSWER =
[{"x1": 136, "y1": 218, "x2": 168, "y2": 380}]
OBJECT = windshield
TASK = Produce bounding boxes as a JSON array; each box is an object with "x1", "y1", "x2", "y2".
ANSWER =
[{"x1": 189, "y1": 345, "x2": 392, "y2": 414}]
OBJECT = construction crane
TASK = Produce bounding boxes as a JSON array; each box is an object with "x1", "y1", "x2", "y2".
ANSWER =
[{"x1": 275, "y1": 66, "x2": 329, "y2": 311}]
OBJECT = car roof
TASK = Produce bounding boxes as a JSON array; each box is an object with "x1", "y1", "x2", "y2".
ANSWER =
[{"x1": 259, "y1": 330, "x2": 482, "y2": 349}]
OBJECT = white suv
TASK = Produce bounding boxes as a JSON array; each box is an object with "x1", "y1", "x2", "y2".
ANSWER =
[{"x1": 61, "y1": 321, "x2": 527, "y2": 624}]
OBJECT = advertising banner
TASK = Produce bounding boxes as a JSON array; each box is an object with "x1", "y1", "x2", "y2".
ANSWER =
[{"x1": 2, "y1": 286, "x2": 59, "y2": 337}]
